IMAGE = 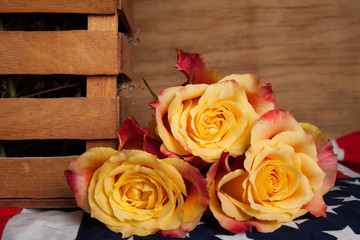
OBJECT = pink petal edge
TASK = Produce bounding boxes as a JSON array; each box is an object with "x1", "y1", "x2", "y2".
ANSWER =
[
  {"x1": 317, "y1": 141, "x2": 337, "y2": 196},
  {"x1": 175, "y1": 49, "x2": 220, "y2": 85},
  {"x1": 302, "y1": 193, "x2": 327, "y2": 218},
  {"x1": 209, "y1": 182, "x2": 253, "y2": 233},
  {"x1": 64, "y1": 147, "x2": 119, "y2": 212},
  {"x1": 300, "y1": 123, "x2": 337, "y2": 218},
  {"x1": 64, "y1": 169, "x2": 90, "y2": 212},
  {"x1": 161, "y1": 158, "x2": 210, "y2": 237}
]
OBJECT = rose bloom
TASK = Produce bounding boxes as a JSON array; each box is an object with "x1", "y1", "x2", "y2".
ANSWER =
[
  {"x1": 151, "y1": 74, "x2": 275, "y2": 163},
  {"x1": 208, "y1": 109, "x2": 337, "y2": 232},
  {"x1": 64, "y1": 118, "x2": 209, "y2": 238}
]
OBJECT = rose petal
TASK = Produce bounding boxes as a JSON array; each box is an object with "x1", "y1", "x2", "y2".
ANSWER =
[
  {"x1": 162, "y1": 227, "x2": 186, "y2": 238},
  {"x1": 208, "y1": 182, "x2": 253, "y2": 233},
  {"x1": 143, "y1": 136, "x2": 167, "y2": 159},
  {"x1": 167, "y1": 84, "x2": 208, "y2": 154},
  {"x1": 150, "y1": 86, "x2": 190, "y2": 156},
  {"x1": 299, "y1": 123, "x2": 337, "y2": 218},
  {"x1": 250, "y1": 219, "x2": 283, "y2": 233},
  {"x1": 250, "y1": 109, "x2": 304, "y2": 144},
  {"x1": 64, "y1": 147, "x2": 119, "y2": 212},
  {"x1": 120, "y1": 151, "x2": 187, "y2": 195},
  {"x1": 161, "y1": 216, "x2": 203, "y2": 239},
  {"x1": 269, "y1": 175, "x2": 313, "y2": 211},
  {"x1": 302, "y1": 192, "x2": 327, "y2": 218},
  {"x1": 218, "y1": 191, "x2": 252, "y2": 221},
  {"x1": 296, "y1": 153, "x2": 326, "y2": 193},
  {"x1": 300, "y1": 123, "x2": 337, "y2": 196},
  {"x1": 160, "y1": 144, "x2": 182, "y2": 159},
  {"x1": 107, "y1": 224, "x2": 155, "y2": 238},
  {"x1": 162, "y1": 158, "x2": 210, "y2": 224},
  {"x1": 317, "y1": 141, "x2": 337, "y2": 195},
  {"x1": 209, "y1": 180, "x2": 286, "y2": 233},
  {"x1": 218, "y1": 169, "x2": 248, "y2": 205},
  {"x1": 116, "y1": 115, "x2": 151, "y2": 151},
  {"x1": 220, "y1": 74, "x2": 275, "y2": 115},
  {"x1": 175, "y1": 49, "x2": 220, "y2": 85},
  {"x1": 300, "y1": 122, "x2": 328, "y2": 148},
  {"x1": 206, "y1": 154, "x2": 225, "y2": 188}
]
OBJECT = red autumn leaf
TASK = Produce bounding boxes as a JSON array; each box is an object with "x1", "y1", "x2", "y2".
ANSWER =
[
  {"x1": 116, "y1": 116, "x2": 151, "y2": 151},
  {"x1": 143, "y1": 135, "x2": 167, "y2": 159},
  {"x1": 117, "y1": 115, "x2": 166, "y2": 159},
  {"x1": 175, "y1": 49, "x2": 220, "y2": 85}
]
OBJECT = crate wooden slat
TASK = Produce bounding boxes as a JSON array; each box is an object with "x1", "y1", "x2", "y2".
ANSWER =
[
  {"x1": 119, "y1": 33, "x2": 133, "y2": 78},
  {"x1": 0, "y1": 31, "x2": 120, "y2": 75},
  {"x1": 0, "y1": 0, "x2": 116, "y2": 14},
  {"x1": 0, "y1": 156, "x2": 75, "y2": 199},
  {"x1": 85, "y1": 14, "x2": 119, "y2": 150},
  {"x1": 0, "y1": 98, "x2": 118, "y2": 140},
  {"x1": 0, "y1": 199, "x2": 77, "y2": 209}
]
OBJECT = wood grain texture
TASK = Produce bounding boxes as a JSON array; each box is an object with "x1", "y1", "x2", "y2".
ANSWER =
[
  {"x1": 119, "y1": 33, "x2": 134, "y2": 79},
  {"x1": 86, "y1": 14, "x2": 119, "y2": 150},
  {"x1": 88, "y1": 14, "x2": 118, "y2": 30},
  {"x1": 0, "y1": 98, "x2": 118, "y2": 140},
  {"x1": 0, "y1": 30, "x2": 118, "y2": 75},
  {"x1": 0, "y1": 199, "x2": 77, "y2": 208},
  {"x1": 131, "y1": 0, "x2": 360, "y2": 139},
  {"x1": 0, "y1": 156, "x2": 75, "y2": 199},
  {"x1": 85, "y1": 78, "x2": 119, "y2": 149},
  {"x1": 0, "y1": 0, "x2": 116, "y2": 14}
]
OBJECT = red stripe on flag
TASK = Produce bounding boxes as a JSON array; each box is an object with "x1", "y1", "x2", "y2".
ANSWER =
[{"x1": 0, "y1": 207, "x2": 22, "y2": 239}]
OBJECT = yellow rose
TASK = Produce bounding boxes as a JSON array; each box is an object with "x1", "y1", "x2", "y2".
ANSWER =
[
  {"x1": 150, "y1": 74, "x2": 275, "y2": 163},
  {"x1": 65, "y1": 148, "x2": 209, "y2": 238},
  {"x1": 208, "y1": 109, "x2": 337, "y2": 233}
]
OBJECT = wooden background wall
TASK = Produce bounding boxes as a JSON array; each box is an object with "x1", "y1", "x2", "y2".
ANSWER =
[{"x1": 128, "y1": 0, "x2": 359, "y2": 140}]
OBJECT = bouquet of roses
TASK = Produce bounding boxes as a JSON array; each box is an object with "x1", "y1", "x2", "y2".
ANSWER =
[{"x1": 65, "y1": 50, "x2": 337, "y2": 238}]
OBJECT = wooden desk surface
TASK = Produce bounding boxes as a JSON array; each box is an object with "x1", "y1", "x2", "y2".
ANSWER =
[{"x1": 129, "y1": 0, "x2": 360, "y2": 139}]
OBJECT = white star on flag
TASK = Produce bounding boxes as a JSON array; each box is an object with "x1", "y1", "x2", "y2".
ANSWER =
[
  {"x1": 347, "y1": 179, "x2": 360, "y2": 185},
  {"x1": 282, "y1": 219, "x2": 308, "y2": 229},
  {"x1": 215, "y1": 232, "x2": 251, "y2": 240},
  {"x1": 330, "y1": 186, "x2": 343, "y2": 191},
  {"x1": 326, "y1": 204, "x2": 342, "y2": 214},
  {"x1": 333, "y1": 195, "x2": 360, "y2": 202},
  {"x1": 337, "y1": 164, "x2": 360, "y2": 178},
  {"x1": 323, "y1": 226, "x2": 360, "y2": 240}
]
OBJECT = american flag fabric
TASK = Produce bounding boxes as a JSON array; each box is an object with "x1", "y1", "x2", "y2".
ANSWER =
[{"x1": 1, "y1": 132, "x2": 360, "y2": 240}]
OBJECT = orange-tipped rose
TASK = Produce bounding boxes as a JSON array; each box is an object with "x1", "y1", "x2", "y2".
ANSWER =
[
  {"x1": 66, "y1": 149, "x2": 209, "y2": 237},
  {"x1": 150, "y1": 51, "x2": 275, "y2": 163},
  {"x1": 208, "y1": 109, "x2": 337, "y2": 233},
  {"x1": 65, "y1": 117, "x2": 209, "y2": 238}
]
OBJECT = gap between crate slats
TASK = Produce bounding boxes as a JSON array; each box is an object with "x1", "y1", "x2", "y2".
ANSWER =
[{"x1": 0, "y1": 0, "x2": 116, "y2": 14}]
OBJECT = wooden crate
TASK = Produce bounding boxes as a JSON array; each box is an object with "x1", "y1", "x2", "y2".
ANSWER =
[{"x1": 0, "y1": 0, "x2": 134, "y2": 208}]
